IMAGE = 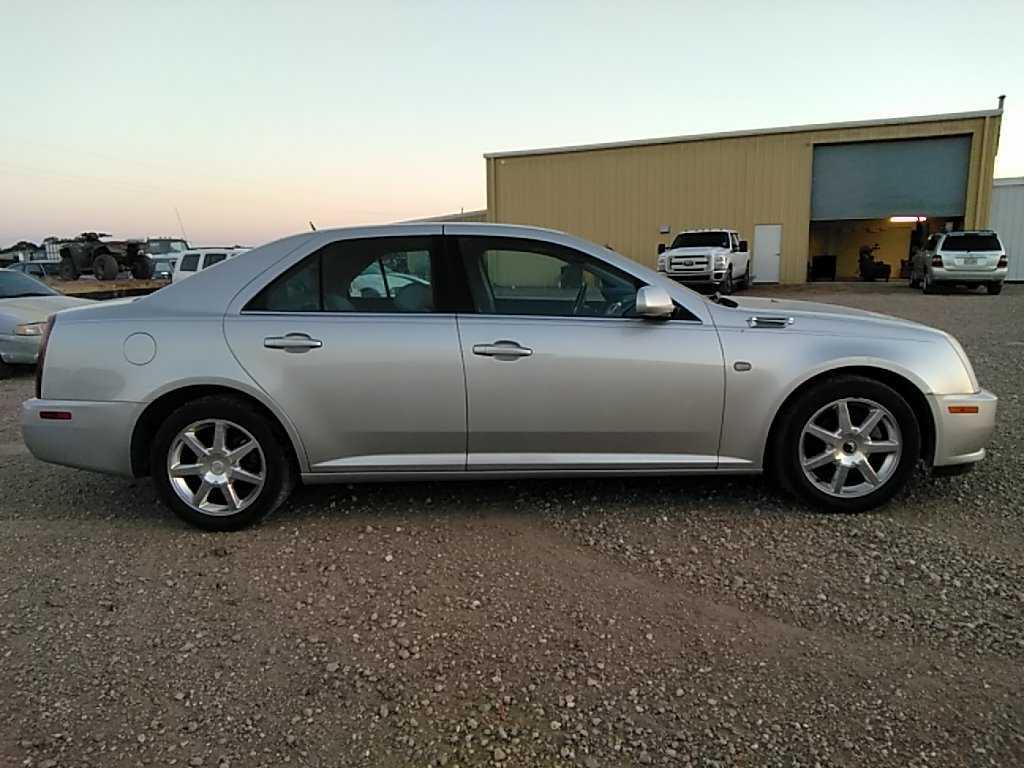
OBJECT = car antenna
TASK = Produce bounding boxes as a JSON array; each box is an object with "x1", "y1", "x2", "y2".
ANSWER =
[{"x1": 309, "y1": 220, "x2": 317, "y2": 231}]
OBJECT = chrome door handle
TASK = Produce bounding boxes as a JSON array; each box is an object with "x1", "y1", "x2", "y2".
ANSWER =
[
  {"x1": 264, "y1": 333, "x2": 323, "y2": 351},
  {"x1": 472, "y1": 341, "x2": 533, "y2": 358}
]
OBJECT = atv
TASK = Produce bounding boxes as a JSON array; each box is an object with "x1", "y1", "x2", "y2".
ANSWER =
[{"x1": 57, "y1": 232, "x2": 155, "y2": 281}]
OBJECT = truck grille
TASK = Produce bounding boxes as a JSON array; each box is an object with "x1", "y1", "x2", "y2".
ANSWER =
[{"x1": 668, "y1": 255, "x2": 709, "y2": 274}]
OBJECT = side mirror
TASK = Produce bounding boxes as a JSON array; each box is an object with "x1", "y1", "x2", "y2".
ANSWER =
[
  {"x1": 636, "y1": 285, "x2": 674, "y2": 319},
  {"x1": 739, "y1": 240, "x2": 748, "y2": 252},
  {"x1": 657, "y1": 243, "x2": 667, "y2": 255}
]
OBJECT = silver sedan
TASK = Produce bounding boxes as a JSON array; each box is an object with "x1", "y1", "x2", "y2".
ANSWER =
[{"x1": 21, "y1": 224, "x2": 997, "y2": 530}]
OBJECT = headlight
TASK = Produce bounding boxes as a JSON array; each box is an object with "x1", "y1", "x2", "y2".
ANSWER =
[
  {"x1": 656, "y1": 255, "x2": 667, "y2": 270},
  {"x1": 14, "y1": 322, "x2": 46, "y2": 337},
  {"x1": 714, "y1": 255, "x2": 728, "y2": 268}
]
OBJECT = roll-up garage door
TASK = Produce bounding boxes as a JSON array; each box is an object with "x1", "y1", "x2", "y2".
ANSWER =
[{"x1": 811, "y1": 136, "x2": 971, "y2": 221}]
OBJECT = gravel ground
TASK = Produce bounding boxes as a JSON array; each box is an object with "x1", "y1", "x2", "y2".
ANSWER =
[{"x1": 1, "y1": 283, "x2": 1022, "y2": 767}]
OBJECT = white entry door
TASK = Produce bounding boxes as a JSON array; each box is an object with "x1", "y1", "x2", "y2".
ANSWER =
[{"x1": 753, "y1": 224, "x2": 782, "y2": 283}]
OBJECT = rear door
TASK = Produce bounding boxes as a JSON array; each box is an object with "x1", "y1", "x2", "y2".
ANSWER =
[
  {"x1": 224, "y1": 231, "x2": 467, "y2": 474},
  {"x1": 449, "y1": 234, "x2": 725, "y2": 471}
]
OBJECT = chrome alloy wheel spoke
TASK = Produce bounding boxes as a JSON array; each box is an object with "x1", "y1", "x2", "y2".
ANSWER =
[
  {"x1": 167, "y1": 419, "x2": 266, "y2": 516},
  {"x1": 798, "y1": 398, "x2": 903, "y2": 499}
]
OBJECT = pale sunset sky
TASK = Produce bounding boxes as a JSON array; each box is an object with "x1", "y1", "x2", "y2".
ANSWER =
[{"x1": 2, "y1": 0, "x2": 1022, "y2": 247}]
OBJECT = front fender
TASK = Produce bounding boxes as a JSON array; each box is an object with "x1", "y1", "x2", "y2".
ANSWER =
[{"x1": 716, "y1": 328, "x2": 963, "y2": 468}]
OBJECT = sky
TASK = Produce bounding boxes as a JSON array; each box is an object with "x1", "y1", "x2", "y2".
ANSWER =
[{"x1": 2, "y1": 0, "x2": 1022, "y2": 247}]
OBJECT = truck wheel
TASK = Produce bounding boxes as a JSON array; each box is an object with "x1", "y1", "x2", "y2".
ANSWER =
[
  {"x1": 93, "y1": 253, "x2": 119, "y2": 281},
  {"x1": 720, "y1": 267, "x2": 734, "y2": 295},
  {"x1": 131, "y1": 258, "x2": 155, "y2": 280},
  {"x1": 986, "y1": 282, "x2": 1003, "y2": 295},
  {"x1": 150, "y1": 395, "x2": 296, "y2": 531},
  {"x1": 58, "y1": 257, "x2": 79, "y2": 281}
]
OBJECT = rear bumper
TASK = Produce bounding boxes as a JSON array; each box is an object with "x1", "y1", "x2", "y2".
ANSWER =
[
  {"x1": 21, "y1": 398, "x2": 141, "y2": 477},
  {"x1": 929, "y1": 389, "x2": 998, "y2": 467},
  {"x1": 930, "y1": 266, "x2": 1007, "y2": 284},
  {"x1": 0, "y1": 333, "x2": 42, "y2": 365}
]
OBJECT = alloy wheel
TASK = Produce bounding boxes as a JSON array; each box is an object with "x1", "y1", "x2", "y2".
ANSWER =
[
  {"x1": 166, "y1": 419, "x2": 266, "y2": 516},
  {"x1": 798, "y1": 398, "x2": 902, "y2": 499}
]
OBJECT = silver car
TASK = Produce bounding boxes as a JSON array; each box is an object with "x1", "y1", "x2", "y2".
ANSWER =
[
  {"x1": 21, "y1": 224, "x2": 997, "y2": 530},
  {"x1": 0, "y1": 271, "x2": 91, "y2": 378},
  {"x1": 910, "y1": 230, "x2": 1008, "y2": 295}
]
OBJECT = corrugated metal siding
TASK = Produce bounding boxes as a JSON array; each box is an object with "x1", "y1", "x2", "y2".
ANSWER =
[
  {"x1": 488, "y1": 116, "x2": 1000, "y2": 283},
  {"x1": 992, "y1": 179, "x2": 1024, "y2": 282}
]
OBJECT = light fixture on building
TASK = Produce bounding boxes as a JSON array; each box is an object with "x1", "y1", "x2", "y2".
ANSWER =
[{"x1": 889, "y1": 216, "x2": 927, "y2": 223}]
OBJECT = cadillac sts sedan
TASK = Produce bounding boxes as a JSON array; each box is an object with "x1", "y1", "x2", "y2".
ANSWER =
[{"x1": 21, "y1": 224, "x2": 996, "y2": 530}]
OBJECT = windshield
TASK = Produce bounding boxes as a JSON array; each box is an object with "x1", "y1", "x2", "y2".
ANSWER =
[
  {"x1": 147, "y1": 239, "x2": 189, "y2": 255},
  {"x1": 941, "y1": 233, "x2": 1002, "y2": 252},
  {"x1": 0, "y1": 270, "x2": 58, "y2": 298},
  {"x1": 670, "y1": 232, "x2": 730, "y2": 249}
]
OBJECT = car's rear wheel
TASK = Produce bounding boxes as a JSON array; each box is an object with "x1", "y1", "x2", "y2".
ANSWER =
[
  {"x1": 772, "y1": 375, "x2": 920, "y2": 513},
  {"x1": 922, "y1": 272, "x2": 939, "y2": 294},
  {"x1": 151, "y1": 396, "x2": 295, "y2": 531},
  {"x1": 0, "y1": 359, "x2": 12, "y2": 379},
  {"x1": 986, "y1": 281, "x2": 1003, "y2": 295}
]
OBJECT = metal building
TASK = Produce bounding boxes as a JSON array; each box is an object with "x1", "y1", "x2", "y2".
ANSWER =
[
  {"x1": 991, "y1": 178, "x2": 1024, "y2": 282},
  {"x1": 485, "y1": 102, "x2": 1003, "y2": 283}
]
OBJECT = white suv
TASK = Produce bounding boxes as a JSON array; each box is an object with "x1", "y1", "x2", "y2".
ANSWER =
[
  {"x1": 911, "y1": 231, "x2": 1007, "y2": 295},
  {"x1": 657, "y1": 229, "x2": 751, "y2": 294},
  {"x1": 172, "y1": 248, "x2": 249, "y2": 283}
]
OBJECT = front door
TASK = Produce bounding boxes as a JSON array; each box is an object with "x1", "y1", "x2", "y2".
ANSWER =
[
  {"x1": 224, "y1": 234, "x2": 466, "y2": 473},
  {"x1": 450, "y1": 235, "x2": 725, "y2": 471},
  {"x1": 753, "y1": 224, "x2": 782, "y2": 283}
]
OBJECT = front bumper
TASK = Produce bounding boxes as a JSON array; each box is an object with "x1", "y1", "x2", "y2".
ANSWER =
[
  {"x1": 930, "y1": 266, "x2": 1007, "y2": 284},
  {"x1": 0, "y1": 333, "x2": 42, "y2": 365},
  {"x1": 21, "y1": 398, "x2": 142, "y2": 477},
  {"x1": 929, "y1": 389, "x2": 998, "y2": 467},
  {"x1": 658, "y1": 270, "x2": 728, "y2": 287}
]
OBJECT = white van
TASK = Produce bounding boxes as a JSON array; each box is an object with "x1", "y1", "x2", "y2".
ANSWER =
[{"x1": 172, "y1": 248, "x2": 249, "y2": 283}]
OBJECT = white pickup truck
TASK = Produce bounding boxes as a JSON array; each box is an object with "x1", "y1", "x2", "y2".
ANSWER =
[{"x1": 656, "y1": 229, "x2": 751, "y2": 294}]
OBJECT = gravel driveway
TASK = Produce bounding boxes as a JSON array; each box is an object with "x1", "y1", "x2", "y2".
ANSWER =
[{"x1": 2, "y1": 284, "x2": 1022, "y2": 767}]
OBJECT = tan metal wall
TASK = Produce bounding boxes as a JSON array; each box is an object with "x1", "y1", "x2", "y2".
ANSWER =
[{"x1": 486, "y1": 114, "x2": 1001, "y2": 283}]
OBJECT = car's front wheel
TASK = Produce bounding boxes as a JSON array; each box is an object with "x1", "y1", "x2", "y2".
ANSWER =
[
  {"x1": 772, "y1": 375, "x2": 920, "y2": 513},
  {"x1": 151, "y1": 396, "x2": 296, "y2": 530}
]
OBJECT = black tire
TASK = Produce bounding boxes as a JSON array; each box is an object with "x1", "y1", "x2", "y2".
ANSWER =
[
  {"x1": 150, "y1": 395, "x2": 296, "y2": 531},
  {"x1": 922, "y1": 272, "x2": 939, "y2": 295},
  {"x1": 719, "y1": 267, "x2": 734, "y2": 295},
  {"x1": 93, "y1": 253, "x2": 119, "y2": 281},
  {"x1": 771, "y1": 375, "x2": 921, "y2": 514},
  {"x1": 0, "y1": 358, "x2": 13, "y2": 380},
  {"x1": 986, "y1": 281, "x2": 1003, "y2": 295},
  {"x1": 131, "y1": 257, "x2": 155, "y2": 280},
  {"x1": 742, "y1": 266, "x2": 753, "y2": 290},
  {"x1": 58, "y1": 256, "x2": 79, "y2": 281}
]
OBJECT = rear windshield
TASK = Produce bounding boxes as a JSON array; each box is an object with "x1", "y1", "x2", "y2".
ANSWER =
[
  {"x1": 180, "y1": 253, "x2": 200, "y2": 271},
  {"x1": 670, "y1": 232, "x2": 729, "y2": 249},
  {"x1": 941, "y1": 233, "x2": 1002, "y2": 252}
]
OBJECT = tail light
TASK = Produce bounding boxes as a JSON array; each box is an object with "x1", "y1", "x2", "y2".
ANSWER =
[
  {"x1": 34, "y1": 314, "x2": 56, "y2": 399},
  {"x1": 931, "y1": 255, "x2": 944, "y2": 267},
  {"x1": 998, "y1": 255, "x2": 1008, "y2": 268}
]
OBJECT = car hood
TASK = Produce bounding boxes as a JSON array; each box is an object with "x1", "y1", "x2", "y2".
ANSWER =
[
  {"x1": 0, "y1": 295, "x2": 94, "y2": 325},
  {"x1": 664, "y1": 246, "x2": 730, "y2": 257},
  {"x1": 711, "y1": 295, "x2": 936, "y2": 336}
]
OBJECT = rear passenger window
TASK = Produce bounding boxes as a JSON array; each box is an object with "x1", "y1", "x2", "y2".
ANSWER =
[
  {"x1": 244, "y1": 237, "x2": 436, "y2": 313},
  {"x1": 180, "y1": 253, "x2": 200, "y2": 272},
  {"x1": 203, "y1": 253, "x2": 227, "y2": 269}
]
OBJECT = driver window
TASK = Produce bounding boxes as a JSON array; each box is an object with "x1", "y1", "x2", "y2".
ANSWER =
[{"x1": 456, "y1": 236, "x2": 641, "y2": 318}]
